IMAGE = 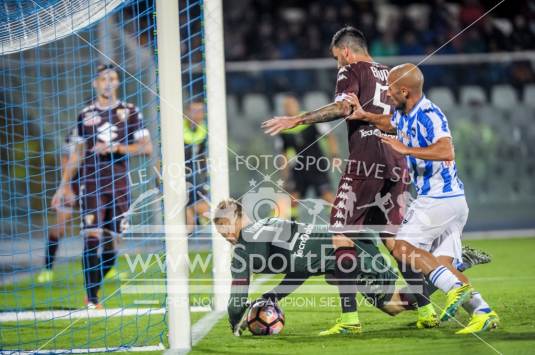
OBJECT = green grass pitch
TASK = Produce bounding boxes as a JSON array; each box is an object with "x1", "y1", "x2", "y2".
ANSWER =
[
  {"x1": 1, "y1": 238, "x2": 534, "y2": 354},
  {"x1": 191, "y1": 238, "x2": 535, "y2": 355}
]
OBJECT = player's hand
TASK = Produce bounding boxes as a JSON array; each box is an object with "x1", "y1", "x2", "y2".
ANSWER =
[
  {"x1": 231, "y1": 302, "x2": 251, "y2": 336},
  {"x1": 232, "y1": 317, "x2": 248, "y2": 337},
  {"x1": 343, "y1": 93, "x2": 367, "y2": 121},
  {"x1": 261, "y1": 116, "x2": 300, "y2": 136},
  {"x1": 381, "y1": 135, "x2": 409, "y2": 155},
  {"x1": 93, "y1": 141, "x2": 118, "y2": 155},
  {"x1": 51, "y1": 185, "x2": 75, "y2": 209}
]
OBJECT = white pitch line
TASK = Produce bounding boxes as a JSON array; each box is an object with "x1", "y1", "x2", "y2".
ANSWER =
[
  {"x1": 0, "y1": 306, "x2": 211, "y2": 322},
  {"x1": 191, "y1": 310, "x2": 226, "y2": 346},
  {"x1": 0, "y1": 343, "x2": 166, "y2": 354}
]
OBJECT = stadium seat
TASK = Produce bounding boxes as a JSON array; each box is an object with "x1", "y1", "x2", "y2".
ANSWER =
[
  {"x1": 472, "y1": 105, "x2": 503, "y2": 127},
  {"x1": 507, "y1": 105, "x2": 533, "y2": 126},
  {"x1": 523, "y1": 84, "x2": 535, "y2": 107},
  {"x1": 460, "y1": 86, "x2": 487, "y2": 105},
  {"x1": 242, "y1": 93, "x2": 271, "y2": 121},
  {"x1": 303, "y1": 91, "x2": 329, "y2": 111},
  {"x1": 273, "y1": 93, "x2": 288, "y2": 116},
  {"x1": 444, "y1": 107, "x2": 472, "y2": 128},
  {"x1": 428, "y1": 87, "x2": 456, "y2": 111},
  {"x1": 226, "y1": 95, "x2": 240, "y2": 118},
  {"x1": 490, "y1": 85, "x2": 518, "y2": 109}
]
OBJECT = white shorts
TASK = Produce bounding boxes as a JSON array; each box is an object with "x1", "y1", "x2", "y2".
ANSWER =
[{"x1": 396, "y1": 195, "x2": 468, "y2": 262}]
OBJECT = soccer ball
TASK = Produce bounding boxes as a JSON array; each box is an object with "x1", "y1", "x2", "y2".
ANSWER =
[{"x1": 246, "y1": 299, "x2": 285, "y2": 335}]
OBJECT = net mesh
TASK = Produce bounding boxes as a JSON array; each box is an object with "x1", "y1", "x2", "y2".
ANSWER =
[{"x1": 0, "y1": 0, "x2": 210, "y2": 352}]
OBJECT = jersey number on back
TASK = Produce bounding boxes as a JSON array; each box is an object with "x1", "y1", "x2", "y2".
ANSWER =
[
  {"x1": 250, "y1": 224, "x2": 299, "y2": 251},
  {"x1": 373, "y1": 83, "x2": 391, "y2": 114}
]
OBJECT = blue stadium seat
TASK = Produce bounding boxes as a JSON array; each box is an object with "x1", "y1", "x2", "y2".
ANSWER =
[
  {"x1": 429, "y1": 87, "x2": 456, "y2": 111},
  {"x1": 460, "y1": 85, "x2": 487, "y2": 105},
  {"x1": 273, "y1": 93, "x2": 288, "y2": 116},
  {"x1": 523, "y1": 84, "x2": 535, "y2": 107},
  {"x1": 303, "y1": 91, "x2": 329, "y2": 112},
  {"x1": 507, "y1": 105, "x2": 532, "y2": 126},
  {"x1": 491, "y1": 85, "x2": 518, "y2": 109},
  {"x1": 226, "y1": 95, "x2": 240, "y2": 118},
  {"x1": 243, "y1": 93, "x2": 271, "y2": 121}
]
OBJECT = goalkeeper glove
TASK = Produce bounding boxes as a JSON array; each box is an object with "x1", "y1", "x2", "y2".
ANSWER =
[{"x1": 231, "y1": 301, "x2": 250, "y2": 336}]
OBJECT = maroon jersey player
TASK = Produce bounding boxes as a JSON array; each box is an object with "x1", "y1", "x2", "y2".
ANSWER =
[
  {"x1": 51, "y1": 64, "x2": 153, "y2": 308},
  {"x1": 262, "y1": 27, "x2": 415, "y2": 334}
]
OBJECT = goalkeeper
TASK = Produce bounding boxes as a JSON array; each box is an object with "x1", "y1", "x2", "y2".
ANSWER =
[{"x1": 212, "y1": 198, "x2": 490, "y2": 336}]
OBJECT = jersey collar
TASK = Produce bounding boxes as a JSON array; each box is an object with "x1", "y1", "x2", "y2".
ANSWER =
[
  {"x1": 95, "y1": 99, "x2": 121, "y2": 111},
  {"x1": 406, "y1": 95, "x2": 426, "y2": 117}
]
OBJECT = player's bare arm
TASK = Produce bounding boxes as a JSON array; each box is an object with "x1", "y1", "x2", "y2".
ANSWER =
[
  {"x1": 93, "y1": 136, "x2": 153, "y2": 156},
  {"x1": 117, "y1": 136, "x2": 153, "y2": 155},
  {"x1": 344, "y1": 92, "x2": 396, "y2": 133},
  {"x1": 382, "y1": 136, "x2": 455, "y2": 161},
  {"x1": 262, "y1": 100, "x2": 352, "y2": 136},
  {"x1": 51, "y1": 142, "x2": 84, "y2": 208}
]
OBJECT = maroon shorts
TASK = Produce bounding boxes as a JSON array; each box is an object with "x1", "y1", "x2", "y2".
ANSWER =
[
  {"x1": 329, "y1": 174, "x2": 409, "y2": 235},
  {"x1": 79, "y1": 180, "x2": 130, "y2": 235}
]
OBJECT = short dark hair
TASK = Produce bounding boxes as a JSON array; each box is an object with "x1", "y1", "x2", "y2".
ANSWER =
[
  {"x1": 96, "y1": 63, "x2": 118, "y2": 77},
  {"x1": 330, "y1": 26, "x2": 368, "y2": 53}
]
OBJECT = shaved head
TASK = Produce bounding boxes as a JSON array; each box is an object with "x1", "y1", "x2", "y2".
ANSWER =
[
  {"x1": 386, "y1": 63, "x2": 424, "y2": 112},
  {"x1": 389, "y1": 63, "x2": 424, "y2": 92}
]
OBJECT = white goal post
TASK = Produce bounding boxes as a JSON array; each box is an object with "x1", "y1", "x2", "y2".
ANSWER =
[
  {"x1": 204, "y1": 0, "x2": 233, "y2": 313},
  {"x1": 155, "y1": 0, "x2": 191, "y2": 351},
  {"x1": 156, "y1": 0, "x2": 232, "y2": 351}
]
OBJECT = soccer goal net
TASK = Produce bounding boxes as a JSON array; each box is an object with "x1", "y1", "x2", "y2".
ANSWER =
[{"x1": 0, "y1": 0, "x2": 229, "y2": 352}]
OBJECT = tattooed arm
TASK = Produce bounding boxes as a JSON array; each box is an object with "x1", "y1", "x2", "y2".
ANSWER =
[{"x1": 262, "y1": 100, "x2": 353, "y2": 136}]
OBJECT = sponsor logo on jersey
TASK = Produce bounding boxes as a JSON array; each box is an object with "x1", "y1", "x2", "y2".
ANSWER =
[
  {"x1": 83, "y1": 112, "x2": 102, "y2": 126},
  {"x1": 84, "y1": 214, "x2": 95, "y2": 226},
  {"x1": 97, "y1": 121, "x2": 119, "y2": 143},
  {"x1": 294, "y1": 224, "x2": 313, "y2": 258},
  {"x1": 116, "y1": 108, "x2": 130, "y2": 121},
  {"x1": 359, "y1": 128, "x2": 397, "y2": 139}
]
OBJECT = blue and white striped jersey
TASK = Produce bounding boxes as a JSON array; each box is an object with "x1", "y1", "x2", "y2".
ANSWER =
[{"x1": 390, "y1": 96, "x2": 464, "y2": 198}]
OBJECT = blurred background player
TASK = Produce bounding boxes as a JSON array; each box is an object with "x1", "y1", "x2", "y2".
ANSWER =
[
  {"x1": 51, "y1": 64, "x2": 153, "y2": 308},
  {"x1": 274, "y1": 93, "x2": 339, "y2": 220},
  {"x1": 184, "y1": 99, "x2": 210, "y2": 233},
  {"x1": 36, "y1": 129, "x2": 80, "y2": 283},
  {"x1": 38, "y1": 128, "x2": 126, "y2": 283}
]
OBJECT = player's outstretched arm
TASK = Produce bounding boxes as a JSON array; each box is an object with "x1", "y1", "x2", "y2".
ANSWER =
[
  {"x1": 228, "y1": 278, "x2": 250, "y2": 336},
  {"x1": 382, "y1": 136, "x2": 455, "y2": 161},
  {"x1": 262, "y1": 100, "x2": 352, "y2": 136},
  {"x1": 344, "y1": 93, "x2": 396, "y2": 133},
  {"x1": 262, "y1": 272, "x2": 309, "y2": 302}
]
